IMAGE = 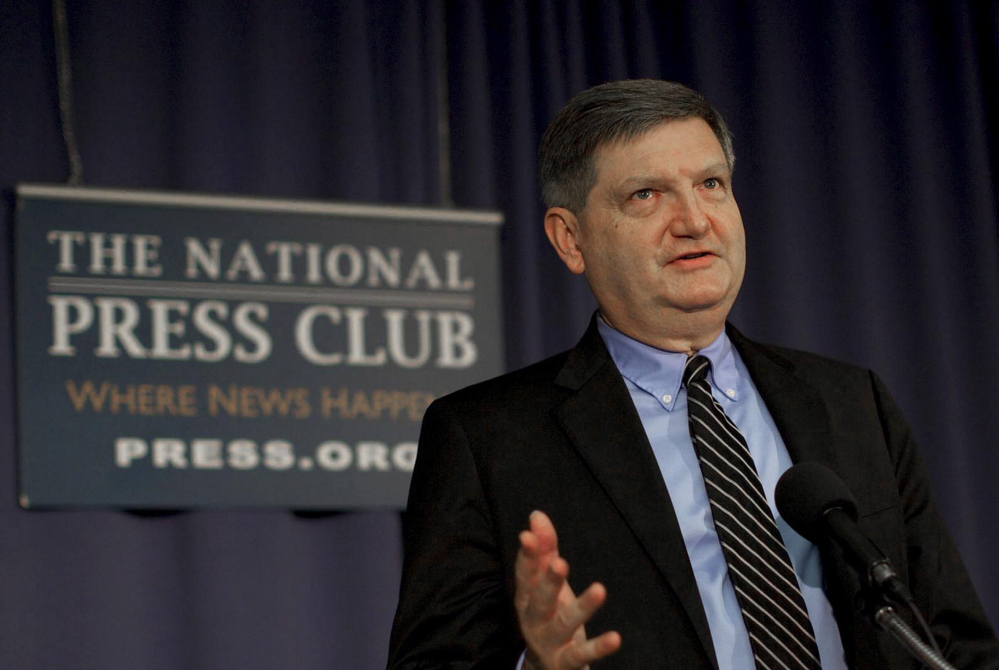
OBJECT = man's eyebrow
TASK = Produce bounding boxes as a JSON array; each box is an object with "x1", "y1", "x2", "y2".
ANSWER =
[
  {"x1": 699, "y1": 162, "x2": 731, "y2": 177},
  {"x1": 617, "y1": 163, "x2": 731, "y2": 189},
  {"x1": 617, "y1": 175, "x2": 669, "y2": 189}
]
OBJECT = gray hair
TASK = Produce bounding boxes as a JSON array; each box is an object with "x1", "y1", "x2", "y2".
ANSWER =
[{"x1": 538, "y1": 79, "x2": 735, "y2": 214}]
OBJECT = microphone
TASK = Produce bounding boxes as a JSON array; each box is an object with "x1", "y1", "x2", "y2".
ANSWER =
[{"x1": 775, "y1": 462, "x2": 913, "y2": 606}]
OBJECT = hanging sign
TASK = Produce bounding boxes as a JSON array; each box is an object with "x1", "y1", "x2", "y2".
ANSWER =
[{"x1": 15, "y1": 184, "x2": 504, "y2": 509}]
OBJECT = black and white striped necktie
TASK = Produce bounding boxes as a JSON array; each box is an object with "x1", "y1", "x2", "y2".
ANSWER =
[{"x1": 683, "y1": 355, "x2": 822, "y2": 670}]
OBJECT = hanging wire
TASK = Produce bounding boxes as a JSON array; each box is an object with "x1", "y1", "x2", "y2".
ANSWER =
[
  {"x1": 437, "y1": 3, "x2": 453, "y2": 207},
  {"x1": 52, "y1": 0, "x2": 84, "y2": 186}
]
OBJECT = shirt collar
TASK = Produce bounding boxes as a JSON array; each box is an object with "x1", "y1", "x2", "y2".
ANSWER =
[{"x1": 596, "y1": 316, "x2": 741, "y2": 410}]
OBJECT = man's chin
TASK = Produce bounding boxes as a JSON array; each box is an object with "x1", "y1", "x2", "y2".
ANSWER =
[{"x1": 667, "y1": 293, "x2": 735, "y2": 315}]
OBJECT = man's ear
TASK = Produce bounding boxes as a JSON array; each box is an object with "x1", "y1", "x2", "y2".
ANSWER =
[{"x1": 544, "y1": 207, "x2": 586, "y2": 275}]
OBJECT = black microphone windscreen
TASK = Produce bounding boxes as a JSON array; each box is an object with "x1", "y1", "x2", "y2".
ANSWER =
[{"x1": 775, "y1": 462, "x2": 859, "y2": 543}]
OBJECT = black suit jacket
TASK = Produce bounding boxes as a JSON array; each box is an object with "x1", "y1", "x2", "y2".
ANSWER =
[{"x1": 388, "y1": 321, "x2": 997, "y2": 668}]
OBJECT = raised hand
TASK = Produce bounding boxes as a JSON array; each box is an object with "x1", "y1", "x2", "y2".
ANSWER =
[{"x1": 514, "y1": 511, "x2": 621, "y2": 670}]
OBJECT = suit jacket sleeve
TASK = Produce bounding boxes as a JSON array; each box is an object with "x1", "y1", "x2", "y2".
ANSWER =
[
  {"x1": 386, "y1": 398, "x2": 522, "y2": 669},
  {"x1": 867, "y1": 370, "x2": 998, "y2": 668}
]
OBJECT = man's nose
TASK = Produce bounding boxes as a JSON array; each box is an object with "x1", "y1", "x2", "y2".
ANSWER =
[{"x1": 670, "y1": 192, "x2": 710, "y2": 237}]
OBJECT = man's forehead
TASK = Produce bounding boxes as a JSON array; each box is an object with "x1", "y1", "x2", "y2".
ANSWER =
[{"x1": 591, "y1": 118, "x2": 725, "y2": 170}]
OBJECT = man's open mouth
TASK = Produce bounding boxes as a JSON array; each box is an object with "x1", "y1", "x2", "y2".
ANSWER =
[{"x1": 676, "y1": 252, "x2": 710, "y2": 260}]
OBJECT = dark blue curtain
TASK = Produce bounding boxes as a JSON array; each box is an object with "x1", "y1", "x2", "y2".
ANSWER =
[{"x1": 1, "y1": 1, "x2": 996, "y2": 667}]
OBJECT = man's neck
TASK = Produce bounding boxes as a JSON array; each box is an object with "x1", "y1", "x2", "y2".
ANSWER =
[{"x1": 597, "y1": 310, "x2": 726, "y2": 355}]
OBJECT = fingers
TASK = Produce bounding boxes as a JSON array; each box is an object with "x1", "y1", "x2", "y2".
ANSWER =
[
  {"x1": 515, "y1": 542, "x2": 564, "y2": 616},
  {"x1": 517, "y1": 511, "x2": 559, "y2": 568},
  {"x1": 526, "y1": 586, "x2": 621, "y2": 670},
  {"x1": 514, "y1": 511, "x2": 621, "y2": 668},
  {"x1": 542, "y1": 581, "x2": 605, "y2": 642},
  {"x1": 560, "y1": 630, "x2": 622, "y2": 667},
  {"x1": 528, "y1": 509, "x2": 559, "y2": 556},
  {"x1": 526, "y1": 557, "x2": 570, "y2": 622},
  {"x1": 514, "y1": 511, "x2": 562, "y2": 612}
]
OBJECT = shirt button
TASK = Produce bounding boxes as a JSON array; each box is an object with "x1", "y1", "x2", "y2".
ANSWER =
[
  {"x1": 662, "y1": 394, "x2": 672, "y2": 404},
  {"x1": 725, "y1": 388, "x2": 736, "y2": 398}
]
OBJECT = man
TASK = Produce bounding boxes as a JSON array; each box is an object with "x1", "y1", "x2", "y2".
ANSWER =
[{"x1": 387, "y1": 80, "x2": 998, "y2": 668}]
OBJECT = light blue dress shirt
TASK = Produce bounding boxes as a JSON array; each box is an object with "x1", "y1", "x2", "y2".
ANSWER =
[{"x1": 597, "y1": 318, "x2": 847, "y2": 670}]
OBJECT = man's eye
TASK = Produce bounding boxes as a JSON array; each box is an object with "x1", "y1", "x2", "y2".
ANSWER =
[
  {"x1": 704, "y1": 178, "x2": 719, "y2": 189},
  {"x1": 633, "y1": 189, "x2": 654, "y2": 200}
]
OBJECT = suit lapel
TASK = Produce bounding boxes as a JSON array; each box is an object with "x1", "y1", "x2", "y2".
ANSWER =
[
  {"x1": 728, "y1": 326, "x2": 872, "y2": 662},
  {"x1": 727, "y1": 324, "x2": 834, "y2": 465},
  {"x1": 553, "y1": 320, "x2": 719, "y2": 669}
]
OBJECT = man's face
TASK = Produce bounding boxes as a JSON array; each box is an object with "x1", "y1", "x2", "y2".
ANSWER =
[{"x1": 551, "y1": 118, "x2": 746, "y2": 346}]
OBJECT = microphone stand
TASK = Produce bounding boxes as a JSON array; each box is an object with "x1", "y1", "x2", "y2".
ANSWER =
[{"x1": 873, "y1": 605, "x2": 957, "y2": 670}]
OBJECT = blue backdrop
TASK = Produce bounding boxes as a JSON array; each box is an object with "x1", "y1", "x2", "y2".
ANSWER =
[{"x1": 1, "y1": 1, "x2": 997, "y2": 667}]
